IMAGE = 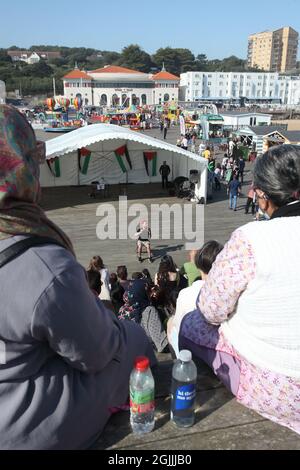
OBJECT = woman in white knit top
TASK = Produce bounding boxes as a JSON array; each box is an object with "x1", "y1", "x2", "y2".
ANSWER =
[{"x1": 179, "y1": 145, "x2": 300, "y2": 434}]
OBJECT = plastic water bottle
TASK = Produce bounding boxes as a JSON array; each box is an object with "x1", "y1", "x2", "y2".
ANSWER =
[
  {"x1": 130, "y1": 356, "x2": 155, "y2": 434},
  {"x1": 171, "y1": 350, "x2": 197, "y2": 428}
]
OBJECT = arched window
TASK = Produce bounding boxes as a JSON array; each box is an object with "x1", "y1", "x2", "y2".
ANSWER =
[
  {"x1": 112, "y1": 94, "x2": 119, "y2": 106},
  {"x1": 131, "y1": 94, "x2": 137, "y2": 105},
  {"x1": 100, "y1": 94, "x2": 107, "y2": 105},
  {"x1": 122, "y1": 94, "x2": 129, "y2": 107},
  {"x1": 164, "y1": 93, "x2": 170, "y2": 102},
  {"x1": 141, "y1": 94, "x2": 147, "y2": 105},
  {"x1": 84, "y1": 98, "x2": 89, "y2": 105}
]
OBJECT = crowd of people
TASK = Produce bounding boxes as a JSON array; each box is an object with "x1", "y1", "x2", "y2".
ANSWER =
[
  {"x1": 85, "y1": 253, "x2": 192, "y2": 355},
  {"x1": 1, "y1": 104, "x2": 300, "y2": 449}
]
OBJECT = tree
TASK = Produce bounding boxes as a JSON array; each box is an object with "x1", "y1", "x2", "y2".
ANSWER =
[
  {"x1": 0, "y1": 49, "x2": 12, "y2": 64},
  {"x1": 23, "y1": 60, "x2": 54, "y2": 78},
  {"x1": 7, "y1": 45, "x2": 22, "y2": 51},
  {"x1": 118, "y1": 44, "x2": 153, "y2": 72},
  {"x1": 152, "y1": 48, "x2": 195, "y2": 75},
  {"x1": 193, "y1": 54, "x2": 208, "y2": 71},
  {"x1": 101, "y1": 50, "x2": 121, "y2": 65}
]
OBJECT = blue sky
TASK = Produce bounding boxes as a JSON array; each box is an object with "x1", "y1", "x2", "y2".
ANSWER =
[{"x1": 2, "y1": 0, "x2": 300, "y2": 59}]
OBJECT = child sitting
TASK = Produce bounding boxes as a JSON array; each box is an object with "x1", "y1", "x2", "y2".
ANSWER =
[{"x1": 167, "y1": 240, "x2": 223, "y2": 357}]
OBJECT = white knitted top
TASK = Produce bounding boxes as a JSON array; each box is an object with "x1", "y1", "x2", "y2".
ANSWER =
[{"x1": 220, "y1": 216, "x2": 300, "y2": 378}]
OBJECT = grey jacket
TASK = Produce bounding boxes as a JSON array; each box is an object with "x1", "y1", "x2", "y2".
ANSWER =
[{"x1": 0, "y1": 236, "x2": 155, "y2": 449}]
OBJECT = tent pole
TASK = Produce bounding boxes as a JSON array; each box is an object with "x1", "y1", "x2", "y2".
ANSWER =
[
  {"x1": 172, "y1": 151, "x2": 174, "y2": 181},
  {"x1": 186, "y1": 151, "x2": 189, "y2": 178},
  {"x1": 77, "y1": 149, "x2": 80, "y2": 186}
]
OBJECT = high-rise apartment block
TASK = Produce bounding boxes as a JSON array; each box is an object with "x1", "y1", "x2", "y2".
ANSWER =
[{"x1": 248, "y1": 27, "x2": 298, "y2": 72}]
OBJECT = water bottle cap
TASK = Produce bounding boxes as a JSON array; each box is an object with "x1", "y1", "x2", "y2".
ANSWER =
[
  {"x1": 134, "y1": 356, "x2": 150, "y2": 371},
  {"x1": 179, "y1": 350, "x2": 192, "y2": 362}
]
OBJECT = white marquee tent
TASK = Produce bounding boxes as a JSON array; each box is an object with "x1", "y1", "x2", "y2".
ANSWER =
[{"x1": 44, "y1": 124, "x2": 208, "y2": 200}]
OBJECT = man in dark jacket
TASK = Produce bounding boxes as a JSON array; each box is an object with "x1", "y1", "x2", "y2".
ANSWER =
[{"x1": 159, "y1": 161, "x2": 171, "y2": 189}]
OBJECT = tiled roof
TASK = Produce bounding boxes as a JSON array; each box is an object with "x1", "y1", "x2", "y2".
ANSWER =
[
  {"x1": 90, "y1": 65, "x2": 145, "y2": 74},
  {"x1": 63, "y1": 70, "x2": 92, "y2": 79},
  {"x1": 152, "y1": 71, "x2": 180, "y2": 81}
]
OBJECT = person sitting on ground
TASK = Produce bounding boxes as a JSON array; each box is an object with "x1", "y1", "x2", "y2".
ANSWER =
[
  {"x1": 180, "y1": 249, "x2": 201, "y2": 287},
  {"x1": 109, "y1": 273, "x2": 125, "y2": 315},
  {"x1": 179, "y1": 144, "x2": 300, "y2": 435},
  {"x1": 86, "y1": 270, "x2": 114, "y2": 312},
  {"x1": 86, "y1": 269, "x2": 102, "y2": 296},
  {"x1": 88, "y1": 256, "x2": 110, "y2": 301},
  {"x1": 135, "y1": 220, "x2": 153, "y2": 263},
  {"x1": 168, "y1": 241, "x2": 223, "y2": 355},
  {"x1": 118, "y1": 279, "x2": 168, "y2": 353},
  {"x1": 0, "y1": 104, "x2": 157, "y2": 450},
  {"x1": 155, "y1": 255, "x2": 187, "y2": 294},
  {"x1": 141, "y1": 268, "x2": 153, "y2": 287},
  {"x1": 116, "y1": 265, "x2": 130, "y2": 291},
  {"x1": 131, "y1": 272, "x2": 143, "y2": 280}
]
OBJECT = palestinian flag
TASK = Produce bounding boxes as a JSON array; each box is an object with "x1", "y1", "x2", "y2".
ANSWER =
[
  {"x1": 47, "y1": 157, "x2": 61, "y2": 177},
  {"x1": 78, "y1": 147, "x2": 92, "y2": 175},
  {"x1": 143, "y1": 152, "x2": 157, "y2": 177},
  {"x1": 114, "y1": 145, "x2": 132, "y2": 173}
]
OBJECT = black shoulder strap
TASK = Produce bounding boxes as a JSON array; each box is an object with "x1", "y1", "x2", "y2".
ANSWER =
[{"x1": 0, "y1": 236, "x2": 65, "y2": 269}]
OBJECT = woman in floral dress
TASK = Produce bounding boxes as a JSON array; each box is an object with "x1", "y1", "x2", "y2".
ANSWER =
[{"x1": 179, "y1": 145, "x2": 300, "y2": 434}]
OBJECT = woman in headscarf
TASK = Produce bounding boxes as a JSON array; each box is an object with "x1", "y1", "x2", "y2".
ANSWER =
[
  {"x1": 0, "y1": 105, "x2": 156, "y2": 449},
  {"x1": 118, "y1": 279, "x2": 168, "y2": 353}
]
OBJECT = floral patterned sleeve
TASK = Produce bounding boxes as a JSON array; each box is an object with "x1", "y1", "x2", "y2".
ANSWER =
[{"x1": 199, "y1": 229, "x2": 256, "y2": 325}]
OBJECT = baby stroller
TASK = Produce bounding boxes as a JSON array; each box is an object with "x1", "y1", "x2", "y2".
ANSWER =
[{"x1": 179, "y1": 179, "x2": 195, "y2": 200}]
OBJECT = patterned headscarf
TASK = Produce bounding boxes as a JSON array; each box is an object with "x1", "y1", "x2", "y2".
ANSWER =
[{"x1": 0, "y1": 104, "x2": 74, "y2": 254}]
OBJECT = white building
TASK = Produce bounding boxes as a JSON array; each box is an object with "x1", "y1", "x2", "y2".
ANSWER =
[
  {"x1": 0, "y1": 80, "x2": 6, "y2": 104},
  {"x1": 180, "y1": 71, "x2": 300, "y2": 106},
  {"x1": 63, "y1": 65, "x2": 180, "y2": 107},
  {"x1": 151, "y1": 69, "x2": 180, "y2": 105},
  {"x1": 26, "y1": 52, "x2": 40, "y2": 65},
  {"x1": 7, "y1": 50, "x2": 61, "y2": 64},
  {"x1": 220, "y1": 111, "x2": 272, "y2": 128}
]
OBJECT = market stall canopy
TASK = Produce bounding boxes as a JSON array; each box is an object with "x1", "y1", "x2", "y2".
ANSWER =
[{"x1": 204, "y1": 114, "x2": 224, "y2": 121}]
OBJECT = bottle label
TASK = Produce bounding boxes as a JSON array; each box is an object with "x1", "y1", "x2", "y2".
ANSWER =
[
  {"x1": 174, "y1": 383, "x2": 196, "y2": 410},
  {"x1": 130, "y1": 389, "x2": 155, "y2": 414}
]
